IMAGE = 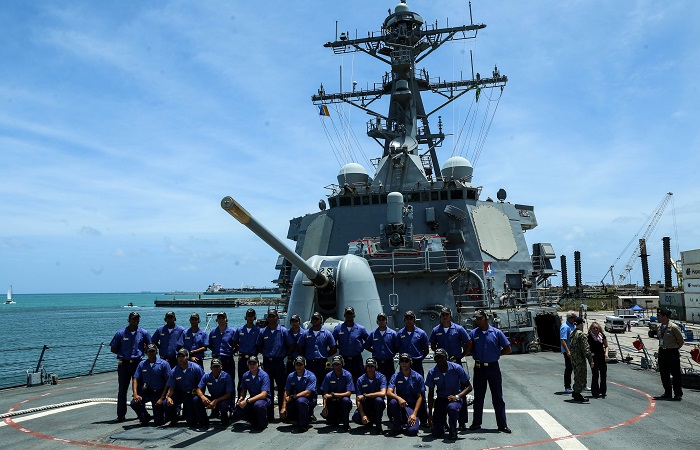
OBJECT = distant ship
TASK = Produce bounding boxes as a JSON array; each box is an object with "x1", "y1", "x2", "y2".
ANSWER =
[
  {"x1": 5, "y1": 285, "x2": 15, "y2": 304},
  {"x1": 203, "y1": 282, "x2": 280, "y2": 295}
]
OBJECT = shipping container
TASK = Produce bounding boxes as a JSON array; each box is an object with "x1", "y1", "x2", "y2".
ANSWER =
[
  {"x1": 681, "y1": 249, "x2": 700, "y2": 266},
  {"x1": 682, "y1": 262, "x2": 700, "y2": 280},
  {"x1": 685, "y1": 293, "x2": 700, "y2": 309},
  {"x1": 686, "y1": 307, "x2": 700, "y2": 324},
  {"x1": 684, "y1": 279, "x2": 700, "y2": 293},
  {"x1": 659, "y1": 292, "x2": 684, "y2": 307},
  {"x1": 664, "y1": 304, "x2": 686, "y2": 321}
]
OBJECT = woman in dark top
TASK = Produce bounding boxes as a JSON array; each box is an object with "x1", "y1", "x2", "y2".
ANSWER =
[{"x1": 587, "y1": 321, "x2": 608, "y2": 398}]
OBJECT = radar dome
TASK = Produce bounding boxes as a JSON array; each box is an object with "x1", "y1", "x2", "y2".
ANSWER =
[
  {"x1": 395, "y1": 2, "x2": 410, "y2": 13},
  {"x1": 442, "y1": 156, "x2": 473, "y2": 181},
  {"x1": 337, "y1": 163, "x2": 370, "y2": 186}
]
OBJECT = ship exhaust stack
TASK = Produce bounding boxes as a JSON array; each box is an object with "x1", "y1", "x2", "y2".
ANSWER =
[
  {"x1": 663, "y1": 237, "x2": 672, "y2": 290},
  {"x1": 560, "y1": 255, "x2": 569, "y2": 295},
  {"x1": 639, "y1": 239, "x2": 651, "y2": 292},
  {"x1": 574, "y1": 251, "x2": 582, "y2": 297},
  {"x1": 221, "y1": 196, "x2": 331, "y2": 290}
]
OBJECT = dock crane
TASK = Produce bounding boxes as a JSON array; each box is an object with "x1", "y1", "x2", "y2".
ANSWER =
[{"x1": 606, "y1": 192, "x2": 673, "y2": 286}]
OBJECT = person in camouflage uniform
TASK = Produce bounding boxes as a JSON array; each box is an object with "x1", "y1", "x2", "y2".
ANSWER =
[{"x1": 569, "y1": 317, "x2": 593, "y2": 402}]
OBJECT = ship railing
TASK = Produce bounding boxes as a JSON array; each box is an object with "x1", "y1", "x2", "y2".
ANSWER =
[
  {"x1": 0, "y1": 342, "x2": 175, "y2": 390},
  {"x1": 362, "y1": 248, "x2": 471, "y2": 274}
]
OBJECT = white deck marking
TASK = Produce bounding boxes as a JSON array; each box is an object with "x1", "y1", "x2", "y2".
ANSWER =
[
  {"x1": 1, "y1": 402, "x2": 113, "y2": 427},
  {"x1": 492, "y1": 409, "x2": 587, "y2": 449}
]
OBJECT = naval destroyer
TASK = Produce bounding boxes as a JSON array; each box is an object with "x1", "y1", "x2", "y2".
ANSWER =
[{"x1": 223, "y1": 0, "x2": 559, "y2": 352}]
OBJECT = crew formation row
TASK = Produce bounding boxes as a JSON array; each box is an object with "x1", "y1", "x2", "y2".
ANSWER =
[{"x1": 110, "y1": 307, "x2": 512, "y2": 437}]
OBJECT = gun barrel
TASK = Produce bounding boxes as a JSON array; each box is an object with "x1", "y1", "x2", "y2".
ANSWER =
[{"x1": 221, "y1": 196, "x2": 329, "y2": 288}]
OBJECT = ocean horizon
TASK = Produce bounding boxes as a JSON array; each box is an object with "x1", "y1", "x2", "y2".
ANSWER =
[{"x1": 1, "y1": 292, "x2": 282, "y2": 390}]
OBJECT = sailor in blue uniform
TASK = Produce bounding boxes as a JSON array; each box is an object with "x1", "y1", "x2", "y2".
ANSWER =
[
  {"x1": 386, "y1": 353, "x2": 425, "y2": 436},
  {"x1": 425, "y1": 348, "x2": 472, "y2": 440},
  {"x1": 333, "y1": 306, "x2": 369, "y2": 382},
  {"x1": 429, "y1": 307, "x2": 471, "y2": 362},
  {"x1": 320, "y1": 355, "x2": 354, "y2": 431},
  {"x1": 208, "y1": 312, "x2": 237, "y2": 391},
  {"x1": 130, "y1": 343, "x2": 171, "y2": 426},
  {"x1": 284, "y1": 314, "x2": 306, "y2": 375},
  {"x1": 110, "y1": 311, "x2": 151, "y2": 422},
  {"x1": 351, "y1": 358, "x2": 386, "y2": 434},
  {"x1": 304, "y1": 312, "x2": 337, "y2": 390},
  {"x1": 165, "y1": 348, "x2": 206, "y2": 427},
  {"x1": 233, "y1": 355, "x2": 272, "y2": 430},
  {"x1": 364, "y1": 312, "x2": 398, "y2": 381},
  {"x1": 396, "y1": 311, "x2": 429, "y2": 376},
  {"x1": 234, "y1": 308, "x2": 261, "y2": 391},
  {"x1": 468, "y1": 310, "x2": 512, "y2": 434},
  {"x1": 396, "y1": 310, "x2": 429, "y2": 424},
  {"x1": 280, "y1": 356, "x2": 317, "y2": 433},
  {"x1": 152, "y1": 311, "x2": 186, "y2": 368},
  {"x1": 179, "y1": 312, "x2": 209, "y2": 368},
  {"x1": 193, "y1": 358, "x2": 234, "y2": 427},
  {"x1": 428, "y1": 307, "x2": 471, "y2": 427},
  {"x1": 256, "y1": 309, "x2": 288, "y2": 421}
]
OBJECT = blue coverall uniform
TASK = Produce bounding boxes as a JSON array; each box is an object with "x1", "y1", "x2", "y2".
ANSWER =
[
  {"x1": 333, "y1": 322, "x2": 369, "y2": 381},
  {"x1": 387, "y1": 369, "x2": 425, "y2": 436},
  {"x1": 166, "y1": 362, "x2": 205, "y2": 426},
  {"x1": 321, "y1": 368, "x2": 355, "y2": 427},
  {"x1": 110, "y1": 326, "x2": 151, "y2": 420},
  {"x1": 233, "y1": 368, "x2": 272, "y2": 428},
  {"x1": 284, "y1": 369, "x2": 317, "y2": 427},
  {"x1": 193, "y1": 369, "x2": 234, "y2": 425},
  {"x1": 352, "y1": 372, "x2": 387, "y2": 427},
  {"x1": 130, "y1": 357, "x2": 171, "y2": 425},
  {"x1": 469, "y1": 325, "x2": 510, "y2": 429},
  {"x1": 425, "y1": 361, "x2": 470, "y2": 437}
]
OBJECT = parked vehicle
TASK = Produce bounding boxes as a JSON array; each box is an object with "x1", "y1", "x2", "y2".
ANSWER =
[{"x1": 605, "y1": 316, "x2": 626, "y2": 333}]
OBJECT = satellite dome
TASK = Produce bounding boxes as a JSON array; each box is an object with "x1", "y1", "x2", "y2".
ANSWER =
[
  {"x1": 337, "y1": 162, "x2": 370, "y2": 186},
  {"x1": 395, "y1": 2, "x2": 410, "y2": 13},
  {"x1": 442, "y1": 156, "x2": 473, "y2": 181}
]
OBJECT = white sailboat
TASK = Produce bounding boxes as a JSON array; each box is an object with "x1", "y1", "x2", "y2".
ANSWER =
[{"x1": 5, "y1": 285, "x2": 15, "y2": 304}]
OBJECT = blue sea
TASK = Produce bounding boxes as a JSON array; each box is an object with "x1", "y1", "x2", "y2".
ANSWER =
[{"x1": 0, "y1": 292, "x2": 281, "y2": 389}]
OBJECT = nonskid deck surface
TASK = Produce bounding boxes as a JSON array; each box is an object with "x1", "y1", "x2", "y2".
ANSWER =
[{"x1": 2, "y1": 353, "x2": 697, "y2": 450}]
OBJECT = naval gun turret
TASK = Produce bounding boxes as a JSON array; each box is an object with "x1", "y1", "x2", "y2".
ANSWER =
[{"x1": 221, "y1": 196, "x2": 382, "y2": 329}]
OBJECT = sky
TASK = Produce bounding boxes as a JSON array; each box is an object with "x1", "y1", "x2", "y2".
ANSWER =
[{"x1": 1, "y1": 1, "x2": 698, "y2": 294}]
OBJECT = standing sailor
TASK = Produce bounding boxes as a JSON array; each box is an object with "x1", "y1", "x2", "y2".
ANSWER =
[
  {"x1": 284, "y1": 314, "x2": 307, "y2": 375},
  {"x1": 364, "y1": 312, "x2": 398, "y2": 381},
  {"x1": 233, "y1": 308, "x2": 261, "y2": 391},
  {"x1": 569, "y1": 317, "x2": 593, "y2": 403},
  {"x1": 396, "y1": 311, "x2": 429, "y2": 376},
  {"x1": 165, "y1": 348, "x2": 206, "y2": 428},
  {"x1": 110, "y1": 311, "x2": 151, "y2": 422},
  {"x1": 180, "y1": 312, "x2": 209, "y2": 368},
  {"x1": 654, "y1": 308, "x2": 685, "y2": 400},
  {"x1": 257, "y1": 309, "x2": 288, "y2": 421},
  {"x1": 208, "y1": 312, "x2": 237, "y2": 392},
  {"x1": 193, "y1": 358, "x2": 234, "y2": 427},
  {"x1": 304, "y1": 312, "x2": 337, "y2": 390},
  {"x1": 468, "y1": 310, "x2": 512, "y2": 433},
  {"x1": 428, "y1": 306, "x2": 471, "y2": 428},
  {"x1": 130, "y1": 343, "x2": 170, "y2": 426},
  {"x1": 152, "y1": 311, "x2": 186, "y2": 368},
  {"x1": 333, "y1": 306, "x2": 369, "y2": 382},
  {"x1": 559, "y1": 311, "x2": 577, "y2": 394}
]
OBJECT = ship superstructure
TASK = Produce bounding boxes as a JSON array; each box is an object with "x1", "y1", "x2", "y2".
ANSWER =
[{"x1": 225, "y1": 1, "x2": 558, "y2": 352}]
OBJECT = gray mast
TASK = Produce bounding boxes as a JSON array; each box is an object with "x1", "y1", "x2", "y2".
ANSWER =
[{"x1": 312, "y1": 1, "x2": 507, "y2": 191}]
